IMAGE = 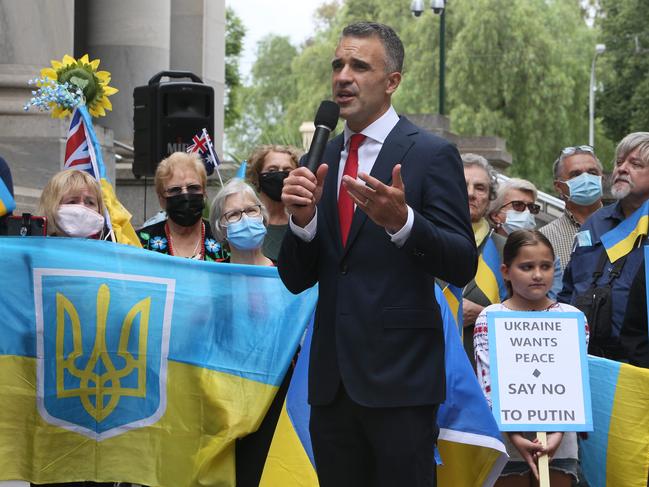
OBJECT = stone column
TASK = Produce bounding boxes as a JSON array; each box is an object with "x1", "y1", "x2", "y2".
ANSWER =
[
  {"x1": 170, "y1": 0, "x2": 225, "y2": 153},
  {"x1": 0, "y1": 0, "x2": 74, "y2": 212},
  {"x1": 85, "y1": 0, "x2": 171, "y2": 144}
]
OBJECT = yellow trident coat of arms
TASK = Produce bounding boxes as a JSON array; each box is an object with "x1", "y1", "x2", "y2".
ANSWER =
[{"x1": 35, "y1": 269, "x2": 174, "y2": 440}]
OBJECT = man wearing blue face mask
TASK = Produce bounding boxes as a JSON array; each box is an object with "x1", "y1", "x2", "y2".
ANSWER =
[{"x1": 540, "y1": 146, "x2": 603, "y2": 271}]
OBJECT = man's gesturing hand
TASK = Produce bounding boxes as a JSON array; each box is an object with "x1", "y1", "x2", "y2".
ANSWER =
[
  {"x1": 342, "y1": 164, "x2": 408, "y2": 233},
  {"x1": 282, "y1": 165, "x2": 329, "y2": 228}
]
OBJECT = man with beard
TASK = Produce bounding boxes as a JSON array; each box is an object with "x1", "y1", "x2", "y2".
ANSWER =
[{"x1": 559, "y1": 132, "x2": 649, "y2": 360}]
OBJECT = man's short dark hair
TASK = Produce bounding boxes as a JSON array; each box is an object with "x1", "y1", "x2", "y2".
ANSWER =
[{"x1": 342, "y1": 22, "x2": 404, "y2": 73}]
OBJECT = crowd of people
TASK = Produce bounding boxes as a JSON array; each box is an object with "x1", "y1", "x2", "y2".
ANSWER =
[{"x1": 1, "y1": 19, "x2": 649, "y2": 487}]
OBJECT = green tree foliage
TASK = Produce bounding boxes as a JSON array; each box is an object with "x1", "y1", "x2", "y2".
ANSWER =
[
  {"x1": 225, "y1": 7, "x2": 245, "y2": 129},
  {"x1": 226, "y1": 35, "x2": 300, "y2": 157},
  {"x1": 229, "y1": 0, "x2": 599, "y2": 189},
  {"x1": 448, "y1": 0, "x2": 595, "y2": 189},
  {"x1": 598, "y1": 0, "x2": 649, "y2": 143}
]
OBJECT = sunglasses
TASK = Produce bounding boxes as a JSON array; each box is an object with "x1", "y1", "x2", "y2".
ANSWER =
[
  {"x1": 501, "y1": 200, "x2": 541, "y2": 214},
  {"x1": 561, "y1": 145, "x2": 594, "y2": 156}
]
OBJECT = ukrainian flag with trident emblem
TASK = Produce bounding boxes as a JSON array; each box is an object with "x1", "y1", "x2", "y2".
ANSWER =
[{"x1": 0, "y1": 236, "x2": 317, "y2": 486}]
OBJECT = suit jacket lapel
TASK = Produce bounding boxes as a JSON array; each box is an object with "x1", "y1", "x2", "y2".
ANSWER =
[
  {"x1": 343, "y1": 117, "x2": 418, "y2": 254},
  {"x1": 321, "y1": 134, "x2": 345, "y2": 250}
]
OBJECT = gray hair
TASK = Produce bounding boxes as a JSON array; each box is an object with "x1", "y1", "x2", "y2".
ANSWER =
[
  {"x1": 209, "y1": 178, "x2": 269, "y2": 242},
  {"x1": 615, "y1": 132, "x2": 649, "y2": 167},
  {"x1": 552, "y1": 147, "x2": 602, "y2": 180},
  {"x1": 342, "y1": 22, "x2": 404, "y2": 73},
  {"x1": 461, "y1": 153, "x2": 499, "y2": 201},
  {"x1": 489, "y1": 178, "x2": 538, "y2": 215}
]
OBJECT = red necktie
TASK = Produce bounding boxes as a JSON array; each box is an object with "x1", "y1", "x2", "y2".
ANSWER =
[{"x1": 338, "y1": 133, "x2": 366, "y2": 246}]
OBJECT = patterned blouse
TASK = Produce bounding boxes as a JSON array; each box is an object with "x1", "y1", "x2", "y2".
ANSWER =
[
  {"x1": 137, "y1": 219, "x2": 229, "y2": 262},
  {"x1": 473, "y1": 302, "x2": 589, "y2": 408}
]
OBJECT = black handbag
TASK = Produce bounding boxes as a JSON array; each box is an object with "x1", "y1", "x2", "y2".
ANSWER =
[{"x1": 573, "y1": 249, "x2": 627, "y2": 359}]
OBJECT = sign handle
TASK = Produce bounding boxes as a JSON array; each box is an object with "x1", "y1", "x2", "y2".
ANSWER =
[{"x1": 537, "y1": 431, "x2": 550, "y2": 487}]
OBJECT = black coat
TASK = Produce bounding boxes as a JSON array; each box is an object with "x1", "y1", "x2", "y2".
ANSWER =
[{"x1": 620, "y1": 263, "x2": 649, "y2": 368}]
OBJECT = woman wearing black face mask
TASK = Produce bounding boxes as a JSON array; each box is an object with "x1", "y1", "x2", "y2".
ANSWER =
[
  {"x1": 137, "y1": 152, "x2": 228, "y2": 262},
  {"x1": 245, "y1": 145, "x2": 301, "y2": 261}
]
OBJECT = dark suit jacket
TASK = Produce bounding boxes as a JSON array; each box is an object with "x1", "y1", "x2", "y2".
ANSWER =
[{"x1": 278, "y1": 116, "x2": 477, "y2": 408}]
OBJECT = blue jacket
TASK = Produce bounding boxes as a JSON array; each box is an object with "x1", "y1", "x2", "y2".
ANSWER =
[
  {"x1": 558, "y1": 202, "x2": 645, "y2": 339},
  {"x1": 278, "y1": 116, "x2": 477, "y2": 407}
]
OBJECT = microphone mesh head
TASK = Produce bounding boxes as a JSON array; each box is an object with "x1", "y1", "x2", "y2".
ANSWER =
[{"x1": 314, "y1": 101, "x2": 340, "y2": 131}]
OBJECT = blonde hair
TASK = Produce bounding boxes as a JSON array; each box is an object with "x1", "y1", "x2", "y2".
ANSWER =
[
  {"x1": 245, "y1": 145, "x2": 301, "y2": 191},
  {"x1": 154, "y1": 152, "x2": 207, "y2": 198},
  {"x1": 38, "y1": 169, "x2": 105, "y2": 236}
]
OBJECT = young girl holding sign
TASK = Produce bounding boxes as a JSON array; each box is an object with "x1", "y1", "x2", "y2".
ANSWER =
[{"x1": 473, "y1": 230, "x2": 588, "y2": 487}]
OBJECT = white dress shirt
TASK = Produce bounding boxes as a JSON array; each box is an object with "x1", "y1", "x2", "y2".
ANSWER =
[{"x1": 290, "y1": 106, "x2": 414, "y2": 246}]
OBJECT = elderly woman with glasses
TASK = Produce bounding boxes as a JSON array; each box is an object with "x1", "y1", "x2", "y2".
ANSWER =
[
  {"x1": 210, "y1": 178, "x2": 282, "y2": 487},
  {"x1": 489, "y1": 177, "x2": 563, "y2": 300},
  {"x1": 210, "y1": 178, "x2": 273, "y2": 266},
  {"x1": 488, "y1": 178, "x2": 541, "y2": 236},
  {"x1": 138, "y1": 152, "x2": 228, "y2": 261}
]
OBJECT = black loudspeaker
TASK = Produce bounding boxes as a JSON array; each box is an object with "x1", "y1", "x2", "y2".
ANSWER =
[{"x1": 133, "y1": 71, "x2": 215, "y2": 178}]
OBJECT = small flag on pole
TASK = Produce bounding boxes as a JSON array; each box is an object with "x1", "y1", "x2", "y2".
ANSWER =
[
  {"x1": 64, "y1": 108, "x2": 101, "y2": 179},
  {"x1": 63, "y1": 106, "x2": 141, "y2": 247},
  {"x1": 187, "y1": 128, "x2": 223, "y2": 185}
]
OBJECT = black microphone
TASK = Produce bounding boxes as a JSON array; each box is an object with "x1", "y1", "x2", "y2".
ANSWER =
[{"x1": 303, "y1": 101, "x2": 339, "y2": 173}]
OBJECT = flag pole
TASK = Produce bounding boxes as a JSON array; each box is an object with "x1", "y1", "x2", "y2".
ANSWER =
[
  {"x1": 537, "y1": 432, "x2": 550, "y2": 487},
  {"x1": 202, "y1": 128, "x2": 224, "y2": 187}
]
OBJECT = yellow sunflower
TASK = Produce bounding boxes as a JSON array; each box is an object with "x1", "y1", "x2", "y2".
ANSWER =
[{"x1": 41, "y1": 54, "x2": 118, "y2": 118}]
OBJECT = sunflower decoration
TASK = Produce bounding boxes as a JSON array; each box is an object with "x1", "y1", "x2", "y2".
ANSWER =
[{"x1": 26, "y1": 54, "x2": 118, "y2": 118}]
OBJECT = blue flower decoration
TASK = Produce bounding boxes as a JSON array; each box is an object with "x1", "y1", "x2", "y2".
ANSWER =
[
  {"x1": 151, "y1": 236, "x2": 167, "y2": 250},
  {"x1": 205, "y1": 238, "x2": 220, "y2": 253}
]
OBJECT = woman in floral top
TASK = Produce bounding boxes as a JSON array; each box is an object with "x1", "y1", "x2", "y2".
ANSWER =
[{"x1": 138, "y1": 152, "x2": 228, "y2": 262}]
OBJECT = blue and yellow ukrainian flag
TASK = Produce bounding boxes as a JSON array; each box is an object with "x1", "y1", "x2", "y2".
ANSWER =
[
  {"x1": 601, "y1": 199, "x2": 649, "y2": 263},
  {"x1": 580, "y1": 356, "x2": 649, "y2": 487},
  {"x1": 443, "y1": 284, "x2": 463, "y2": 331},
  {"x1": 0, "y1": 237, "x2": 317, "y2": 486},
  {"x1": 474, "y1": 237, "x2": 508, "y2": 304},
  {"x1": 260, "y1": 285, "x2": 508, "y2": 487},
  {"x1": 0, "y1": 176, "x2": 15, "y2": 217}
]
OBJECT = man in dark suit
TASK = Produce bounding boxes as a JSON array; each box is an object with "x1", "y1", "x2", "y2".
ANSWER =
[{"x1": 278, "y1": 22, "x2": 477, "y2": 487}]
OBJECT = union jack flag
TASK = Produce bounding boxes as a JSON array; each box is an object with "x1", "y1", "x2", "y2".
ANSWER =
[
  {"x1": 63, "y1": 105, "x2": 113, "y2": 238},
  {"x1": 186, "y1": 128, "x2": 220, "y2": 177},
  {"x1": 64, "y1": 107, "x2": 100, "y2": 179}
]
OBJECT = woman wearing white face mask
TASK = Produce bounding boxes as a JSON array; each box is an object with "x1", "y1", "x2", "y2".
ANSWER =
[
  {"x1": 35, "y1": 170, "x2": 128, "y2": 487},
  {"x1": 38, "y1": 169, "x2": 106, "y2": 239},
  {"x1": 488, "y1": 178, "x2": 540, "y2": 237},
  {"x1": 210, "y1": 178, "x2": 273, "y2": 266}
]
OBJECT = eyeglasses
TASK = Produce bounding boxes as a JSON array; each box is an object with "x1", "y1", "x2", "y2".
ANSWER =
[
  {"x1": 163, "y1": 184, "x2": 204, "y2": 197},
  {"x1": 222, "y1": 205, "x2": 262, "y2": 224},
  {"x1": 500, "y1": 200, "x2": 541, "y2": 214},
  {"x1": 561, "y1": 145, "x2": 594, "y2": 156}
]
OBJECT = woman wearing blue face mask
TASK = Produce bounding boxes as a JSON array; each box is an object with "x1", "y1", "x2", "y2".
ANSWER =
[
  {"x1": 210, "y1": 179, "x2": 288, "y2": 487},
  {"x1": 488, "y1": 178, "x2": 540, "y2": 237},
  {"x1": 210, "y1": 178, "x2": 272, "y2": 266}
]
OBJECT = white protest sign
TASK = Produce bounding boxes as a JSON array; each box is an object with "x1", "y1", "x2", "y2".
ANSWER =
[{"x1": 487, "y1": 311, "x2": 592, "y2": 432}]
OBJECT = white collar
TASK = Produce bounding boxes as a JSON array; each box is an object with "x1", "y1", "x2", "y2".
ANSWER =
[{"x1": 343, "y1": 106, "x2": 399, "y2": 146}]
